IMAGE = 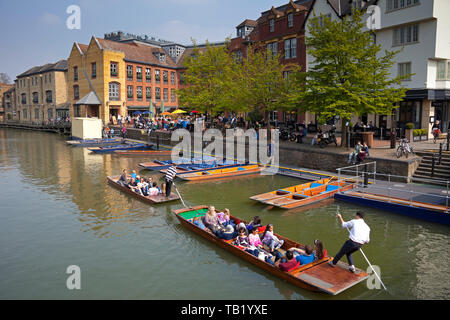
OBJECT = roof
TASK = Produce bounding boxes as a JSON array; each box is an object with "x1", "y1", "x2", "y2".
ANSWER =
[
  {"x1": 17, "y1": 60, "x2": 68, "y2": 78},
  {"x1": 327, "y1": 0, "x2": 378, "y2": 18},
  {"x1": 237, "y1": 19, "x2": 258, "y2": 28},
  {"x1": 75, "y1": 91, "x2": 102, "y2": 105}
]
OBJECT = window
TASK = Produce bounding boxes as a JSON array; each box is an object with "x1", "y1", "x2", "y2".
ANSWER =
[
  {"x1": 269, "y1": 19, "x2": 274, "y2": 32},
  {"x1": 49, "y1": 74, "x2": 51, "y2": 82},
  {"x1": 155, "y1": 69, "x2": 161, "y2": 83},
  {"x1": 46, "y1": 90, "x2": 52, "y2": 103},
  {"x1": 163, "y1": 71, "x2": 168, "y2": 84},
  {"x1": 398, "y1": 62, "x2": 411, "y2": 80},
  {"x1": 127, "y1": 85, "x2": 133, "y2": 99},
  {"x1": 163, "y1": 88, "x2": 168, "y2": 102},
  {"x1": 284, "y1": 38, "x2": 297, "y2": 59},
  {"x1": 233, "y1": 51, "x2": 243, "y2": 62},
  {"x1": 48, "y1": 108, "x2": 53, "y2": 120},
  {"x1": 267, "y1": 42, "x2": 278, "y2": 58},
  {"x1": 44, "y1": 74, "x2": 47, "y2": 83},
  {"x1": 155, "y1": 87, "x2": 161, "y2": 101},
  {"x1": 73, "y1": 85, "x2": 79, "y2": 99},
  {"x1": 171, "y1": 89, "x2": 176, "y2": 102},
  {"x1": 436, "y1": 60, "x2": 450, "y2": 80},
  {"x1": 32, "y1": 92, "x2": 39, "y2": 104},
  {"x1": 74, "y1": 106, "x2": 81, "y2": 117},
  {"x1": 146, "y1": 87, "x2": 152, "y2": 100},
  {"x1": 136, "y1": 67, "x2": 142, "y2": 81},
  {"x1": 21, "y1": 93, "x2": 26, "y2": 105},
  {"x1": 393, "y1": 24, "x2": 419, "y2": 46},
  {"x1": 92, "y1": 63, "x2": 97, "y2": 78},
  {"x1": 179, "y1": 73, "x2": 185, "y2": 85},
  {"x1": 35, "y1": 108, "x2": 40, "y2": 120},
  {"x1": 159, "y1": 53, "x2": 166, "y2": 62},
  {"x1": 110, "y1": 62, "x2": 118, "y2": 77},
  {"x1": 146, "y1": 68, "x2": 151, "y2": 82},
  {"x1": 109, "y1": 82, "x2": 120, "y2": 101},
  {"x1": 318, "y1": 14, "x2": 331, "y2": 28},
  {"x1": 137, "y1": 86, "x2": 143, "y2": 100},
  {"x1": 387, "y1": 0, "x2": 419, "y2": 11},
  {"x1": 288, "y1": 13, "x2": 293, "y2": 28},
  {"x1": 127, "y1": 65, "x2": 133, "y2": 80},
  {"x1": 170, "y1": 72, "x2": 175, "y2": 85},
  {"x1": 74, "y1": 67, "x2": 78, "y2": 81},
  {"x1": 23, "y1": 109, "x2": 27, "y2": 119}
]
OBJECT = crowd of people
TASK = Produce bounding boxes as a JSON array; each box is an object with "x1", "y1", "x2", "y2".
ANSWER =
[
  {"x1": 192, "y1": 206, "x2": 327, "y2": 270},
  {"x1": 118, "y1": 169, "x2": 166, "y2": 197},
  {"x1": 347, "y1": 140, "x2": 370, "y2": 165}
]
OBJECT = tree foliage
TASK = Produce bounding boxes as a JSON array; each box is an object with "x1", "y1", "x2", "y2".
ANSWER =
[
  {"x1": 295, "y1": 9, "x2": 408, "y2": 145},
  {"x1": 0, "y1": 73, "x2": 11, "y2": 84}
]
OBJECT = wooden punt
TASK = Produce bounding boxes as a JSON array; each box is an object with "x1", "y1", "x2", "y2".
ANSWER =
[
  {"x1": 139, "y1": 157, "x2": 218, "y2": 171},
  {"x1": 107, "y1": 175, "x2": 180, "y2": 203},
  {"x1": 173, "y1": 205, "x2": 369, "y2": 295},
  {"x1": 250, "y1": 178, "x2": 332, "y2": 203},
  {"x1": 114, "y1": 149, "x2": 173, "y2": 156},
  {"x1": 66, "y1": 138, "x2": 123, "y2": 147},
  {"x1": 159, "y1": 162, "x2": 247, "y2": 174},
  {"x1": 176, "y1": 164, "x2": 264, "y2": 181},
  {"x1": 262, "y1": 181, "x2": 355, "y2": 210},
  {"x1": 89, "y1": 143, "x2": 153, "y2": 154}
]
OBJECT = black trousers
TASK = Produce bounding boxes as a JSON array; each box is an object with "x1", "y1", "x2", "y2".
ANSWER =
[
  {"x1": 332, "y1": 239, "x2": 362, "y2": 266},
  {"x1": 165, "y1": 179, "x2": 173, "y2": 197}
]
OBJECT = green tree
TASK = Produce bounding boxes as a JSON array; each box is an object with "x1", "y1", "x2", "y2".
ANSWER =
[{"x1": 297, "y1": 9, "x2": 408, "y2": 147}]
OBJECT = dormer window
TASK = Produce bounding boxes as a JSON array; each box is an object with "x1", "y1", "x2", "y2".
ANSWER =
[{"x1": 159, "y1": 53, "x2": 166, "y2": 62}]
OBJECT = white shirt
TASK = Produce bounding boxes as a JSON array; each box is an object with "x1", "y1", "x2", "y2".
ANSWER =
[{"x1": 342, "y1": 219, "x2": 370, "y2": 244}]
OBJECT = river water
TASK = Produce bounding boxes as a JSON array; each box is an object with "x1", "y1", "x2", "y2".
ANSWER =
[{"x1": 0, "y1": 128, "x2": 448, "y2": 300}]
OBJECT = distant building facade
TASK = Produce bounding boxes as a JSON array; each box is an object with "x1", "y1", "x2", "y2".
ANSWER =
[
  {"x1": 0, "y1": 83, "x2": 14, "y2": 121},
  {"x1": 14, "y1": 60, "x2": 68, "y2": 123}
]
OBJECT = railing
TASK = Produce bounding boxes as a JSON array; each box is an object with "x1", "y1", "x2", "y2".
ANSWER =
[{"x1": 337, "y1": 161, "x2": 449, "y2": 213}]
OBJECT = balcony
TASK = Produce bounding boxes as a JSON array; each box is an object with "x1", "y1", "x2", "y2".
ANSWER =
[
  {"x1": 111, "y1": 71, "x2": 118, "y2": 77},
  {"x1": 109, "y1": 96, "x2": 119, "y2": 101}
]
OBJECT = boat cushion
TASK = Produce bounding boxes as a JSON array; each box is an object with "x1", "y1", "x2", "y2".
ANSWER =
[
  {"x1": 325, "y1": 185, "x2": 339, "y2": 192},
  {"x1": 310, "y1": 183, "x2": 323, "y2": 188},
  {"x1": 178, "y1": 208, "x2": 208, "y2": 220},
  {"x1": 237, "y1": 167, "x2": 246, "y2": 171}
]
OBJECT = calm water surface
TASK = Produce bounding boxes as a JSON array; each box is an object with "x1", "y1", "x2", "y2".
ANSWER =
[{"x1": 0, "y1": 128, "x2": 449, "y2": 299}]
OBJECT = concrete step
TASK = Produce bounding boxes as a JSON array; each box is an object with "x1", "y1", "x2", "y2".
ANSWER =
[
  {"x1": 415, "y1": 169, "x2": 450, "y2": 177},
  {"x1": 412, "y1": 173, "x2": 450, "y2": 184}
]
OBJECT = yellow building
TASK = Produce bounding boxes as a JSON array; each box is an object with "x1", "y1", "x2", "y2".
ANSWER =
[{"x1": 67, "y1": 37, "x2": 126, "y2": 124}]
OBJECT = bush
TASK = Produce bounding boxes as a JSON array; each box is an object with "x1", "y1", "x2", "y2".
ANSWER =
[
  {"x1": 413, "y1": 129, "x2": 420, "y2": 136},
  {"x1": 421, "y1": 129, "x2": 428, "y2": 135},
  {"x1": 405, "y1": 122, "x2": 414, "y2": 129}
]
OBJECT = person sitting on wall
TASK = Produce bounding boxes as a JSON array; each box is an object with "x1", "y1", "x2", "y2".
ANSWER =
[{"x1": 348, "y1": 141, "x2": 362, "y2": 165}]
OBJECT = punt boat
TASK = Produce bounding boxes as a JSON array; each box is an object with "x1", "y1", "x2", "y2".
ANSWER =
[
  {"x1": 107, "y1": 175, "x2": 179, "y2": 204},
  {"x1": 173, "y1": 205, "x2": 369, "y2": 295},
  {"x1": 159, "y1": 160, "x2": 248, "y2": 174},
  {"x1": 176, "y1": 164, "x2": 264, "y2": 181},
  {"x1": 66, "y1": 138, "x2": 123, "y2": 147},
  {"x1": 89, "y1": 143, "x2": 154, "y2": 154},
  {"x1": 251, "y1": 178, "x2": 355, "y2": 209},
  {"x1": 114, "y1": 149, "x2": 173, "y2": 156},
  {"x1": 138, "y1": 156, "x2": 218, "y2": 171}
]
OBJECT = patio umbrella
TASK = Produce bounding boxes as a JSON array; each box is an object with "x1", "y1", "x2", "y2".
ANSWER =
[
  {"x1": 132, "y1": 111, "x2": 142, "y2": 115},
  {"x1": 191, "y1": 110, "x2": 199, "y2": 114},
  {"x1": 161, "y1": 111, "x2": 172, "y2": 116},
  {"x1": 172, "y1": 109, "x2": 186, "y2": 114},
  {"x1": 142, "y1": 111, "x2": 150, "y2": 115}
]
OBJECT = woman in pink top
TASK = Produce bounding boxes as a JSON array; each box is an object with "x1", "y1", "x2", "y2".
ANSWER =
[{"x1": 248, "y1": 228, "x2": 263, "y2": 248}]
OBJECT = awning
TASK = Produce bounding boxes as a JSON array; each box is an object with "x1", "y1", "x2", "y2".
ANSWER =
[
  {"x1": 75, "y1": 91, "x2": 102, "y2": 105},
  {"x1": 127, "y1": 105, "x2": 150, "y2": 111}
]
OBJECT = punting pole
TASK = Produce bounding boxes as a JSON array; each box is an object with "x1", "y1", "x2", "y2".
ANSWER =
[{"x1": 173, "y1": 182, "x2": 187, "y2": 208}]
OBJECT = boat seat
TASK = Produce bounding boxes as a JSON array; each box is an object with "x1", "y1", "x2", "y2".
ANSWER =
[
  {"x1": 276, "y1": 189, "x2": 292, "y2": 195},
  {"x1": 310, "y1": 183, "x2": 323, "y2": 188},
  {"x1": 292, "y1": 193, "x2": 308, "y2": 199},
  {"x1": 325, "y1": 185, "x2": 339, "y2": 192},
  {"x1": 237, "y1": 167, "x2": 246, "y2": 171}
]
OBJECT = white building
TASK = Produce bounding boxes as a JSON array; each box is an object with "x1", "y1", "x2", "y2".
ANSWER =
[{"x1": 305, "y1": 0, "x2": 450, "y2": 136}]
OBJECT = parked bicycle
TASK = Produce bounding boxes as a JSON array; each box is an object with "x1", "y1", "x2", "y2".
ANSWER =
[
  {"x1": 318, "y1": 126, "x2": 338, "y2": 148},
  {"x1": 396, "y1": 138, "x2": 414, "y2": 158}
]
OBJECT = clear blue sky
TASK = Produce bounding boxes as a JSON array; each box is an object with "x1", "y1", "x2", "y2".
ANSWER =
[{"x1": 0, "y1": 0, "x2": 292, "y2": 82}]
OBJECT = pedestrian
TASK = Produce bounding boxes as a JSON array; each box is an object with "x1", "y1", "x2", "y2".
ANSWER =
[
  {"x1": 165, "y1": 165, "x2": 177, "y2": 197},
  {"x1": 122, "y1": 126, "x2": 127, "y2": 139},
  {"x1": 329, "y1": 211, "x2": 370, "y2": 273}
]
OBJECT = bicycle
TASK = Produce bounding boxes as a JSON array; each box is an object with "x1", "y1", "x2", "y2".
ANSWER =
[{"x1": 396, "y1": 138, "x2": 414, "y2": 158}]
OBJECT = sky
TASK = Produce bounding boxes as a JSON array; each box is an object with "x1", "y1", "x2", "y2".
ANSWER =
[{"x1": 0, "y1": 0, "x2": 295, "y2": 82}]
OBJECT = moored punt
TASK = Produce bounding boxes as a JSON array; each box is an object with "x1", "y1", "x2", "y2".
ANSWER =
[
  {"x1": 114, "y1": 149, "x2": 173, "y2": 156},
  {"x1": 138, "y1": 156, "x2": 218, "y2": 171},
  {"x1": 107, "y1": 176, "x2": 180, "y2": 203},
  {"x1": 261, "y1": 181, "x2": 355, "y2": 210},
  {"x1": 159, "y1": 161, "x2": 247, "y2": 174},
  {"x1": 176, "y1": 164, "x2": 264, "y2": 182},
  {"x1": 66, "y1": 138, "x2": 123, "y2": 147},
  {"x1": 89, "y1": 143, "x2": 154, "y2": 154},
  {"x1": 173, "y1": 205, "x2": 369, "y2": 295},
  {"x1": 250, "y1": 178, "x2": 332, "y2": 203}
]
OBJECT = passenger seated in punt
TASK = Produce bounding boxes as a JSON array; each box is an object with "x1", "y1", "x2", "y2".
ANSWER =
[
  {"x1": 216, "y1": 224, "x2": 237, "y2": 240},
  {"x1": 275, "y1": 250, "x2": 300, "y2": 272},
  {"x1": 118, "y1": 169, "x2": 128, "y2": 186},
  {"x1": 193, "y1": 216, "x2": 206, "y2": 230},
  {"x1": 246, "y1": 216, "x2": 262, "y2": 232},
  {"x1": 288, "y1": 240, "x2": 326, "y2": 263},
  {"x1": 149, "y1": 182, "x2": 160, "y2": 196},
  {"x1": 234, "y1": 227, "x2": 275, "y2": 265},
  {"x1": 203, "y1": 206, "x2": 221, "y2": 233},
  {"x1": 217, "y1": 208, "x2": 236, "y2": 228},
  {"x1": 262, "y1": 224, "x2": 284, "y2": 252}
]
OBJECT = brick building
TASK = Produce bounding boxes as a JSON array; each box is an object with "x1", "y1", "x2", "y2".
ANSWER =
[
  {"x1": 1, "y1": 86, "x2": 15, "y2": 122},
  {"x1": 229, "y1": 0, "x2": 314, "y2": 126},
  {"x1": 68, "y1": 33, "x2": 215, "y2": 124},
  {"x1": 14, "y1": 60, "x2": 68, "y2": 124},
  {"x1": 0, "y1": 83, "x2": 14, "y2": 121}
]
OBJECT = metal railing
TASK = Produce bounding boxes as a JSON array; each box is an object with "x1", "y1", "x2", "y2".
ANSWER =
[{"x1": 336, "y1": 161, "x2": 449, "y2": 213}]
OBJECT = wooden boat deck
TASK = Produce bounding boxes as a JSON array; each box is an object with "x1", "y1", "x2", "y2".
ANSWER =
[
  {"x1": 173, "y1": 205, "x2": 369, "y2": 295},
  {"x1": 107, "y1": 176, "x2": 179, "y2": 204},
  {"x1": 176, "y1": 164, "x2": 264, "y2": 181}
]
